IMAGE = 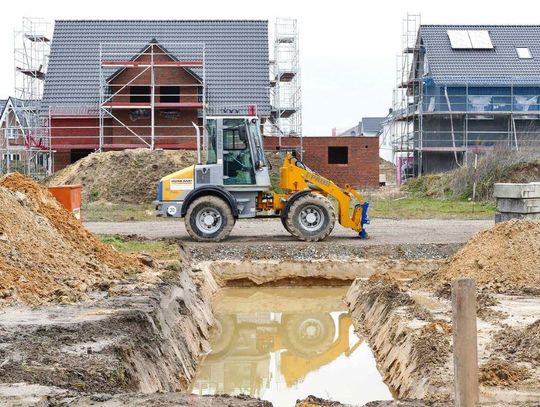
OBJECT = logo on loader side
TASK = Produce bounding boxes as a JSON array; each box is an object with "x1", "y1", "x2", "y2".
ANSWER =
[
  {"x1": 304, "y1": 172, "x2": 332, "y2": 188},
  {"x1": 170, "y1": 178, "x2": 194, "y2": 191}
]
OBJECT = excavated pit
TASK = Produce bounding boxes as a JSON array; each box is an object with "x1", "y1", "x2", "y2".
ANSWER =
[
  {"x1": 3, "y1": 237, "x2": 538, "y2": 406},
  {"x1": 0, "y1": 242, "x2": 444, "y2": 406}
]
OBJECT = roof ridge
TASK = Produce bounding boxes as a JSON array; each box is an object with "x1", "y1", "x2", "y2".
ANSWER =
[
  {"x1": 421, "y1": 24, "x2": 540, "y2": 28},
  {"x1": 55, "y1": 19, "x2": 268, "y2": 23}
]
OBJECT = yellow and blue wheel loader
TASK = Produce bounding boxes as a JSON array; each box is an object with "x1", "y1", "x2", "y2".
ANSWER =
[{"x1": 156, "y1": 117, "x2": 369, "y2": 242}]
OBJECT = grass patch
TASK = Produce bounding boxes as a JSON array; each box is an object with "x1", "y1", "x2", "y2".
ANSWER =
[
  {"x1": 368, "y1": 196, "x2": 495, "y2": 219},
  {"x1": 84, "y1": 203, "x2": 167, "y2": 222},
  {"x1": 98, "y1": 234, "x2": 179, "y2": 260}
]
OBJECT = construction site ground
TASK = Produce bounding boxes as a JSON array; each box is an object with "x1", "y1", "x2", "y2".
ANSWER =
[
  {"x1": 85, "y1": 218, "x2": 492, "y2": 245},
  {"x1": 1, "y1": 173, "x2": 539, "y2": 406}
]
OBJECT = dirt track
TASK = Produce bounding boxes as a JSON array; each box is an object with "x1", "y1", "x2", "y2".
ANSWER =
[{"x1": 85, "y1": 218, "x2": 493, "y2": 244}]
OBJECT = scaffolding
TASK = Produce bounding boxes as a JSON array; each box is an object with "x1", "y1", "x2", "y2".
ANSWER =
[
  {"x1": 391, "y1": 13, "x2": 421, "y2": 181},
  {"x1": 1, "y1": 18, "x2": 52, "y2": 177},
  {"x1": 98, "y1": 42, "x2": 206, "y2": 151},
  {"x1": 269, "y1": 18, "x2": 303, "y2": 157}
]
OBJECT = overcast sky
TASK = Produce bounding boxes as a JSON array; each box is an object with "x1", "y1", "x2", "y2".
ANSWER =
[{"x1": 1, "y1": 0, "x2": 539, "y2": 135}]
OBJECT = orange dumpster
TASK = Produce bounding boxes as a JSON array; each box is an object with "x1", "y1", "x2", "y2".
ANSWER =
[{"x1": 48, "y1": 185, "x2": 82, "y2": 220}]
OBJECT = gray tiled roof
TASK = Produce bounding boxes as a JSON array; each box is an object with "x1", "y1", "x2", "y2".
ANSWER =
[
  {"x1": 0, "y1": 100, "x2": 6, "y2": 117},
  {"x1": 420, "y1": 25, "x2": 540, "y2": 85},
  {"x1": 0, "y1": 97, "x2": 41, "y2": 129},
  {"x1": 43, "y1": 20, "x2": 270, "y2": 115},
  {"x1": 361, "y1": 117, "x2": 385, "y2": 134}
]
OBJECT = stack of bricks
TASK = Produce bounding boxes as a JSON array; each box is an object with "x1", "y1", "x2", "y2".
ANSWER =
[{"x1": 494, "y1": 182, "x2": 540, "y2": 223}]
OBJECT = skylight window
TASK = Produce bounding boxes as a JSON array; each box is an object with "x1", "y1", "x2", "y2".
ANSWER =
[
  {"x1": 447, "y1": 30, "x2": 494, "y2": 49},
  {"x1": 516, "y1": 47, "x2": 532, "y2": 59}
]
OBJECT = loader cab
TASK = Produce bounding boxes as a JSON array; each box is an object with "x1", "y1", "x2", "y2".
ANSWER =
[
  {"x1": 156, "y1": 115, "x2": 273, "y2": 238},
  {"x1": 204, "y1": 116, "x2": 270, "y2": 188}
]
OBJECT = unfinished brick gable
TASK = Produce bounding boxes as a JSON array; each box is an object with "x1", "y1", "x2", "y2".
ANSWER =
[{"x1": 104, "y1": 43, "x2": 202, "y2": 146}]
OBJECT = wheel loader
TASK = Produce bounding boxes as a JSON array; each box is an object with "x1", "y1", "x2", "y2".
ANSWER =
[{"x1": 155, "y1": 116, "x2": 369, "y2": 242}]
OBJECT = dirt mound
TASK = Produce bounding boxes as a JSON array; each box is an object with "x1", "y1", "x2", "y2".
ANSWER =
[
  {"x1": 44, "y1": 149, "x2": 197, "y2": 204},
  {"x1": 46, "y1": 149, "x2": 285, "y2": 204},
  {"x1": 490, "y1": 320, "x2": 540, "y2": 366},
  {"x1": 0, "y1": 173, "x2": 144, "y2": 306},
  {"x1": 380, "y1": 157, "x2": 396, "y2": 185},
  {"x1": 415, "y1": 220, "x2": 540, "y2": 294},
  {"x1": 295, "y1": 395, "x2": 346, "y2": 406},
  {"x1": 404, "y1": 158, "x2": 540, "y2": 201},
  {"x1": 480, "y1": 359, "x2": 530, "y2": 386}
]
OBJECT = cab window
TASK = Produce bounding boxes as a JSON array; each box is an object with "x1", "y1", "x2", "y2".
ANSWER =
[{"x1": 222, "y1": 119, "x2": 255, "y2": 185}]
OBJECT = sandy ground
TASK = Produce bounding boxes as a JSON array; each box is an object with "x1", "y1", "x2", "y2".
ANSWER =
[{"x1": 85, "y1": 218, "x2": 493, "y2": 244}]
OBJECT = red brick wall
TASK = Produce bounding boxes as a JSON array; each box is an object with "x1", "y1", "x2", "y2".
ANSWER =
[
  {"x1": 264, "y1": 136, "x2": 380, "y2": 189},
  {"x1": 53, "y1": 151, "x2": 71, "y2": 172},
  {"x1": 51, "y1": 117, "x2": 99, "y2": 149},
  {"x1": 106, "y1": 44, "x2": 201, "y2": 146}
]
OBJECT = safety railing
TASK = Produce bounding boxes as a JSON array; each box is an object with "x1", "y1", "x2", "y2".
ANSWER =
[{"x1": 393, "y1": 129, "x2": 540, "y2": 151}]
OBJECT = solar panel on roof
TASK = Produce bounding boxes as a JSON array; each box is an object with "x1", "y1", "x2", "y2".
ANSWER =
[
  {"x1": 468, "y1": 31, "x2": 493, "y2": 49},
  {"x1": 448, "y1": 30, "x2": 494, "y2": 50},
  {"x1": 448, "y1": 30, "x2": 472, "y2": 49}
]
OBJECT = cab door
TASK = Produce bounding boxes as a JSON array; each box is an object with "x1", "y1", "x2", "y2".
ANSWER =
[{"x1": 222, "y1": 119, "x2": 256, "y2": 185}]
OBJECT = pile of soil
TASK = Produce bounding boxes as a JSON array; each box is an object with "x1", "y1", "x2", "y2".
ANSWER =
[
  {"x1": 490, "y1": 320, "x2": 540, "y2": 366},
  {"x1": 480, "y1": 359, "x2": 530, "y2": 386},
  {"x1": 45, "y1": 148, "x2": 285, "y2": 204},
  {"x1": 295, "y1": 395, "x2": 346, "y2": 406},
  {"x1": 415, "y1": 220, "x2": 540, "y2": 294},
  {"x1": 404, "y1": 159, "x2": 540, "y2": 201},
  {"x1": 44, "y1": 149, "x2": 197, "y2": 204},
  {"x1": 380, "y1": 157, "x2": 396, "y2": 185},
  {"x1": 0, "y1": 173, "x2": 144, "y2": 306}
]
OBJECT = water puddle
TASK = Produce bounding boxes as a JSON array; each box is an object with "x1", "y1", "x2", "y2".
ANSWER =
[{"x1": 190, "y1": 286, "x2": 392, "y2": 407}]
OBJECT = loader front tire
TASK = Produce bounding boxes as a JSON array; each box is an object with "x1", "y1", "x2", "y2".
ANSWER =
[
  {"x1": 285, "y1": 194, "x2": 335, "y2": 242},
  {"x1": 185, "y1": 196, "x2": 235, "y2": 242}
]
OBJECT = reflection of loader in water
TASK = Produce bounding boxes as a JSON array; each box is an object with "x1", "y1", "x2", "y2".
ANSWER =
[
  {"x1": 200, "y1": 311, "x2": 361, "y2": 395},
  {"x1": 280, "y1": 313, "x2": 360, "y2": 386}
]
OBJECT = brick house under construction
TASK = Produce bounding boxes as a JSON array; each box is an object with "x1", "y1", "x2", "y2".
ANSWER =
[{"x1": 42, "y1": 20, "x2": 271, "y2": 171}]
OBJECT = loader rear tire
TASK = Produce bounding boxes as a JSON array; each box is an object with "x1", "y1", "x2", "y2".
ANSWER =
[
  {"x1": 280, "y1": 215, "x2": 293, "y2": 235},
  {"x1": 185, "y1": 196, "x2": 235, "y2": 242},
  {"x1": 285, "y1": 194, "x2": 335, "y2": 242}
]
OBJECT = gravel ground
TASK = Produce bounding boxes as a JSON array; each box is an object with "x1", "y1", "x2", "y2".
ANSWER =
[{"x1": 85, "y1": 218, "x2": 493, "y2": 245}]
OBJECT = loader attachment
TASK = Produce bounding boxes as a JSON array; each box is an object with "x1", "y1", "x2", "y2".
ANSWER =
[{"x1": 277, "y1": 153, "x2": 370, "y2": 240}]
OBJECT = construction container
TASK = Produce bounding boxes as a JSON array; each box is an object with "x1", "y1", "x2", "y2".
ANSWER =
[{"x1": 48, "y1": 185, "x2": 82, "y2": 220}]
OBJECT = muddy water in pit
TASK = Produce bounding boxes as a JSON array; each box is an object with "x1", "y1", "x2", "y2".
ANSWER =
[{"x1": 190, "y1": 286, "x2": 392, "y2": 407}]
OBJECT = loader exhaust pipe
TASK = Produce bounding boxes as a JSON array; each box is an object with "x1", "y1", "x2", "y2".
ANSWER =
[{"x1": 192, "y1": 122, "x2": 202, "y2": 164}]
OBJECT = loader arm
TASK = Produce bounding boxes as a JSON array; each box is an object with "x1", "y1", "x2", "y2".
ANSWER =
[{"x1": 277, "y1": 153, "x2": 370, "y2": 238}]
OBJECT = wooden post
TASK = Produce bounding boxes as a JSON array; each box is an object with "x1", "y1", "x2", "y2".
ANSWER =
[{"x1": 452, "y1": 278, "x2": 479, "y2": 407}]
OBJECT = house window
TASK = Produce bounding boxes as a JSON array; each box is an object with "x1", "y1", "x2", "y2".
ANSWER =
[
  {"x1": 516, "y1": 47, "x2": 532, "y2": 59},
  {"x1": 130, "y1": 86, "x2": 151, "y2": 103},
  {"x1": 160, "y1": 86, "x2": 180, "y2": 103},
  {"x1": 2, "y1": 153, "x2": 20, "y2": 161},
  {"x1": 328, "y1": 146, "x2": 348, "y2": 164},
  {"x1": 6, "y1": 128, "x2": 17, "y2": 139}
]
